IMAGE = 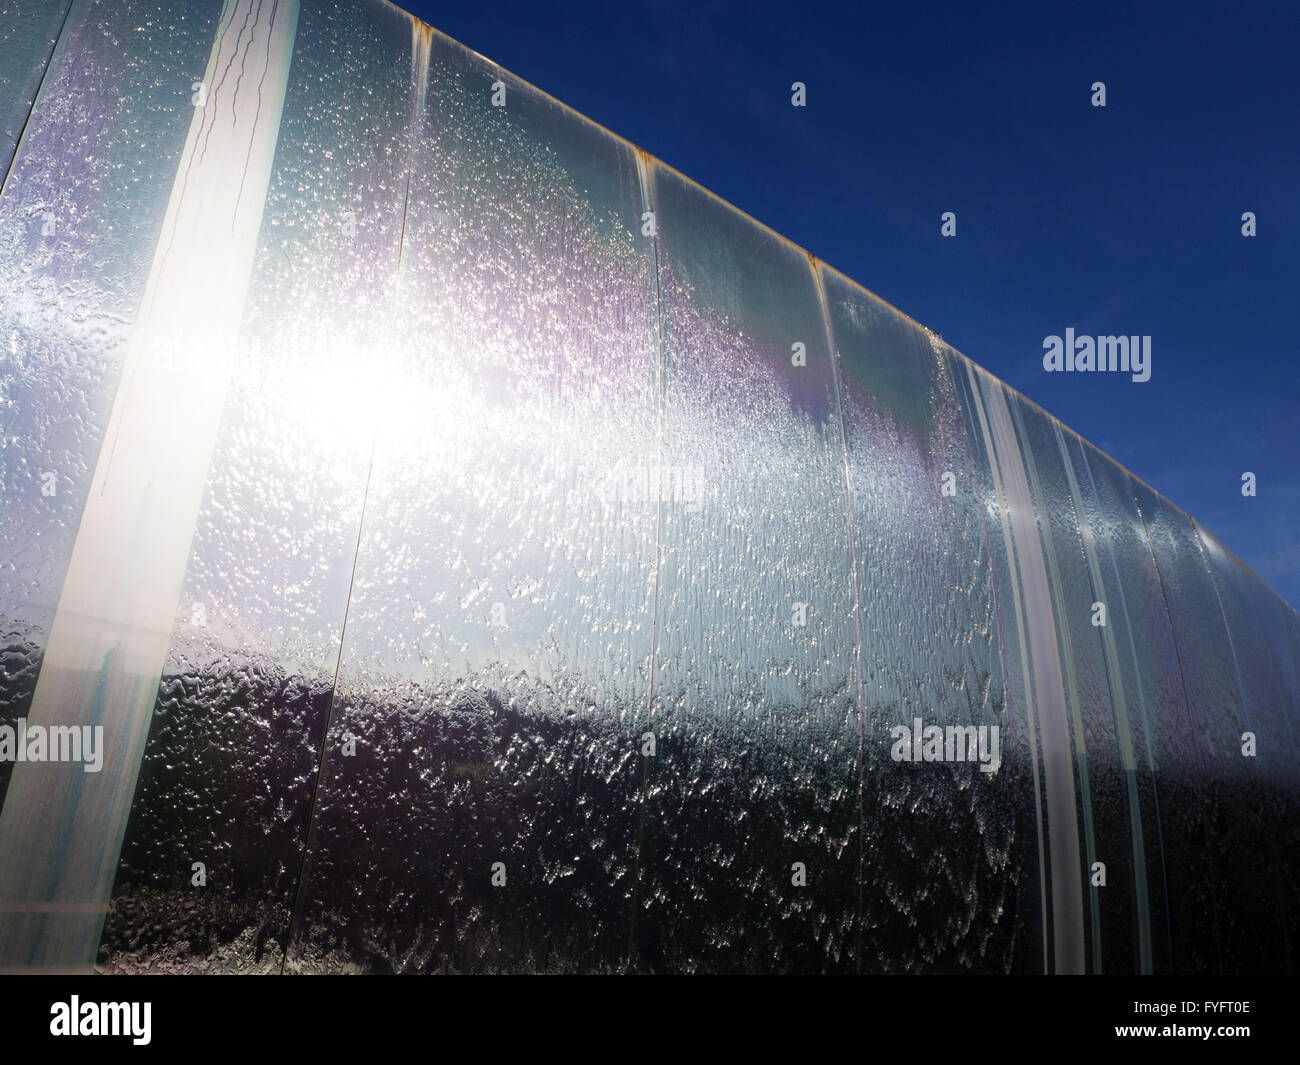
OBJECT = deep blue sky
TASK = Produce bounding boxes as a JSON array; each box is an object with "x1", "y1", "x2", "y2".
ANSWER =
[{"x1": 403, "y1": 0, "x2": 1299, "y2": 610}]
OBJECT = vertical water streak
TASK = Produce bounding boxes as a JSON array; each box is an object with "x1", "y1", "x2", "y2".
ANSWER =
[
  {"x1": 0, "y1": 0, "x2": 76, "y2": 190},
  {"x1": 1056, "y1": 421, "x2": 1152, "y2": 972},
  {"x1": 627, "y1": 147, "x2": 665, "y2": 969},
  {"x1": 0, "y1": 0, "x2": 299, "y2": 972},
  {"x1": 283, "y1": 7, "x2": 429, "y2": 973},
  {"x1": 1008, "y1": 400, "x2": 1101, "y2": 970},
  {"x1": 964, "y1": 366, "x2": 1084, "y2": 973},
  {"x1": 958, "y1": 366, "x2": 1050, "y2": 971},
  {"x1": 812, "y1": 263, "x2": 865, "y2": 971}
]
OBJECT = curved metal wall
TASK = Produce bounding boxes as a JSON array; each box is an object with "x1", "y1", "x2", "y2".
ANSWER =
[{"x1": 0, "y1": 0, "x2": 1296, "y2": 974}]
